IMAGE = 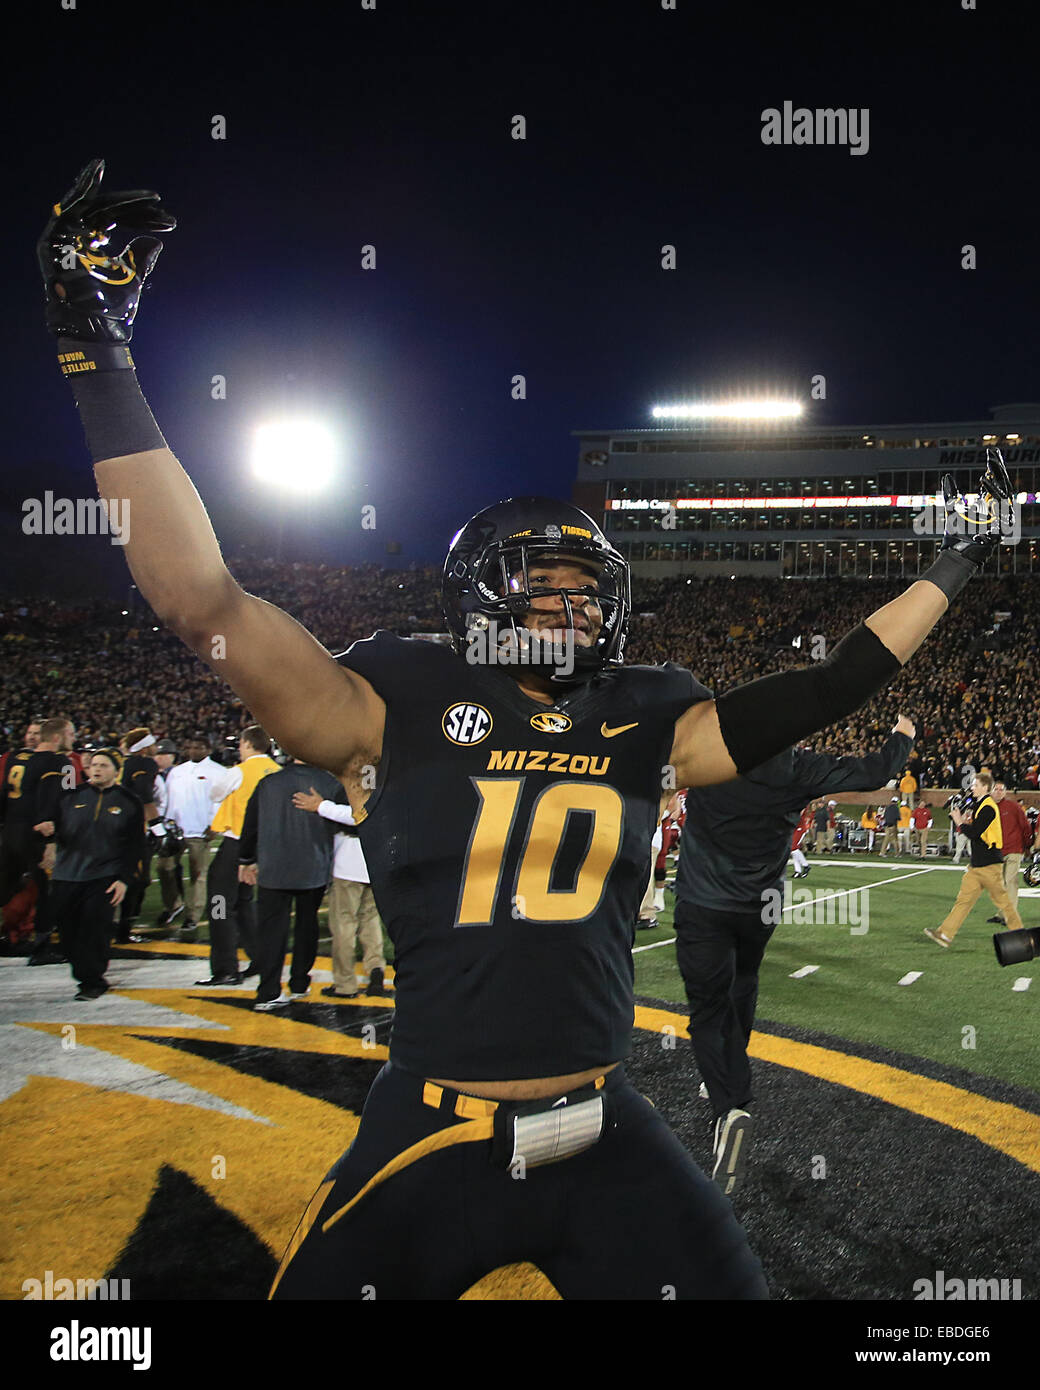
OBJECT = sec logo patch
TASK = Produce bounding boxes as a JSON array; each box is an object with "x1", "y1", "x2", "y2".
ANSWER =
[
  {"x1": 443, "y1": 702, "x2": 493, "y2": 745},
  {"x1": 530, "y1": 711, "x2": 573, "y2": 734}
]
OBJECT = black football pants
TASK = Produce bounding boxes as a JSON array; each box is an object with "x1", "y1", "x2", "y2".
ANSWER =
[
  {"x1": 270, "y1": 1061, "x2": 768, "y2": 1300},
  {"x1": 674, "y1": 898, "x2": 774, "y2": 1122},
  {"x1": 50, "y1": 877, "x2": 118, "y2": 990},
  {"x1": 254, "y1": 884, "x2": 326, "y2": 1001},
  {"x1": 206, "y1": 835, "x2": 256, "y2": 977}
]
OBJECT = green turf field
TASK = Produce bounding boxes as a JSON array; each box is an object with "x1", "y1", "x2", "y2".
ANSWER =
[
  {"x1": 633, "y1": 854, "x2": 1040, "y2": 1092},
  {"x1": 131, "y1": 838, "x2": 1039, "y2": 1093}
]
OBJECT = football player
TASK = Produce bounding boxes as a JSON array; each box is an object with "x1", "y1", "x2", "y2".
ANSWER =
[
  {"x1": 3, "y1": 716, "x2": 76, "y2": 959},
  {"x1": 37, "y1": 159, "x2": 1015, "y2": 1299},
  {"x1": 0, "y1": 718, "x2": 44, "y2": 800},
  {"x1": 676, "y1": 715, "x2": 916, "y2": 1195}
]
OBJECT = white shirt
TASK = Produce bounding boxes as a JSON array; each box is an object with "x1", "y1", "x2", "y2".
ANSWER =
[
  {"x1": 208, "y1": 763, "x2": 243, "y2": 805},
  {"x1": 164, "y1": 756, "x2": 225, "y2": 838},
  {"x1": 317, "y1": 800, "x2": 371, "y2": 884}
]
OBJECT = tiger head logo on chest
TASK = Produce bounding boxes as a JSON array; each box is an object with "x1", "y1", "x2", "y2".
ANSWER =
[{"x1": 529, "y1": 711, "x2": 572, "y2": 735}]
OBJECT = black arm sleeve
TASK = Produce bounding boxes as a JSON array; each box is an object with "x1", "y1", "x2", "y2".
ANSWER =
[
  {"x1": 715, "y1": 623, "x2": 903, "y2": 776},
  {"x1": 238, "y1": 784, "x2": 261, "y2": 864},
  {"x1": 794, "y1": 732, "x2": 914, "y2": 799}
]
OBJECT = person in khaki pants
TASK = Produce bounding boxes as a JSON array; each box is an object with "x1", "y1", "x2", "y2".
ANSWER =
[
  {"x1": 925, "y1": 772, "x2": 1025, "y2": 948},
  {"x1": 291, "y1": 787, "x2": 391, "y2": 997},
  {"x1": 911, "y1": 799, "x2": 932, "y2": 857},
  {"x1": 879, "y1": 798, "x2": 900, "y2": 856}
]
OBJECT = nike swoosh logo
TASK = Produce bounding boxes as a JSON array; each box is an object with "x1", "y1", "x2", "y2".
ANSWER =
[
  {"x1": 601, "y1": 722, "x2": 639, "y2": 738},
  {"x1": 551, "y1": 1097, "x2": 568, "y2": 1108}
]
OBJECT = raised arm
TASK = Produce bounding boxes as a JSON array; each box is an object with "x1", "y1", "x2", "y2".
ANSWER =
[
  {"x1": 671, "y1": 456, "x2": 1014, "y2": 791},
  {"x1": 38, "y1": 160, "x2": 383, "y2": 781},
  {"x1": 791, "y1": 716, "x2": 917, "y2": 799},
  {"x1": 94, "y1": 447, "x2": 384, "y2": 777}
]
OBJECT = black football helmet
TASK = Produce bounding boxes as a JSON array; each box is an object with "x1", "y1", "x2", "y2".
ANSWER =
[
  {"x1": 442, "y1": 497, "x2": 630, "y2": 680},
  {"x1": 159, "y1": 820, "x2": 185, "y2": 858}
]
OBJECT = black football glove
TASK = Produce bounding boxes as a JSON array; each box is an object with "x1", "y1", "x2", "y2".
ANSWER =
[
  {"x1": 940, "y1": 446, "x2": 1016, "y2": 566},
  {"x1": 37, "y1": 157, "x2": 176, "y2": 343}
]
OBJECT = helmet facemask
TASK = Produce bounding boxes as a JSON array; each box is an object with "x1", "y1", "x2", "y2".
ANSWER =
[
  {"x1": 442, "y1": 498, "x2": 632, "y2": 681},
  {"x1": 463, "y1": 542, "x2": 628, "y2": 681}
]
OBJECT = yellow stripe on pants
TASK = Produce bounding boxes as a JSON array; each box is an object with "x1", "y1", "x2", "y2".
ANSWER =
[{"x1": 320, "y1": 1118, "x2": 495, "y2": 1235}]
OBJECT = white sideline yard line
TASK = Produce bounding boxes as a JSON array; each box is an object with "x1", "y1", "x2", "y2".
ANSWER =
[
  {"x1": 1012, "y1": 978, "x2": 1033, "y2": 992},
  {"x1": 782, "y1": 864, "x2": 939, "y2": 914},
  {"x1": 803, "y1": 858, "x2": 976, "y2": 873},
  {"x1": 897, "y1": 971, "x2": 923, "y2": 986},
  {"x1": 632, "y1": 864, "x2": 1021, "y2": 953},
  {"x1": 789, "y1": 965, "x2": 819, "y2": 978}
]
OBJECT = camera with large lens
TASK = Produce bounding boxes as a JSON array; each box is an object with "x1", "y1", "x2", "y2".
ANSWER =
[{"x1": 994, "y1": 925, "x2": 1040, "y2": 967}]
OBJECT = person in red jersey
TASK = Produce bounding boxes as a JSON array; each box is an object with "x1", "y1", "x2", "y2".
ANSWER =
[
  {"x1": 986, "y1": 782, "x2": 1035, "y2": 928},
  {"x1": 911, "y1": 799, "x2": 933, "y2": 857}
]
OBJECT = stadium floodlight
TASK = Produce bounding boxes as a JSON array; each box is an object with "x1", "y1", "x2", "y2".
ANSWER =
[
  {"x1": 251, "y1": 420, "x2": 339, "y2": 493},
  {"x1": 650, "y1": 401, "x2": 804, "y2": 420}
]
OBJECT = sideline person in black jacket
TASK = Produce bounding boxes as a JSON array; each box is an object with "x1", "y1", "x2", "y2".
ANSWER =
[
  {"x1": 675, "y1": 716, "x2": 915, "y2": 1196},
  {"x1": 44, "y1": 748, "x2": 145, "y2": 1000}
]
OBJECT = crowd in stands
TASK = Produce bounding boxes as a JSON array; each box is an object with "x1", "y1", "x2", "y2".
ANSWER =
[
  {"x1": 2, "y1": 552, "x2": 1038, "y2": 789},
  {"x1": 629, "y1": 572, "x2": 1040, "y2": 790}
]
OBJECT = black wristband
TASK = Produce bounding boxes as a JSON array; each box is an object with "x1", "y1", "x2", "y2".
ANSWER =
[
  {"x1": 57, "y1": 341, "x2": 136, "y2": 376},
  {"x1": 918, "y1": 549, "x2": 978, "y2": 604},
  {"x1": 716, "y1": 623, "x2": 903, "y2": 775},
  {"x1": 59, "y1": 338, "x2": 167, "y2": 464}
]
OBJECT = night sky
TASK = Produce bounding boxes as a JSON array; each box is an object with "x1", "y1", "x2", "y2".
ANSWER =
[{"x1": 3, "y1": 0, "x2": 1036, "y2": 593}]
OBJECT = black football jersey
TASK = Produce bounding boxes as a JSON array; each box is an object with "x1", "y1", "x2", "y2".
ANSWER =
[
  {"x1": 121, "y1": 753, "x2": 159, "y2": 808},
  {"x1": 339, "y1": 630, "x2": 712, "y2": 1080},
  {"x1": 2, "y1": 750, "x2": 76, "y2": 829},
  {"x1": 0, "y1": 749, "x2": 35, "y2": 826}
]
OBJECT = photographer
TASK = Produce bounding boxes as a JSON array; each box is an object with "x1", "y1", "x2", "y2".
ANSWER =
[{"x1": 925, "y1": 772, "x2": 1025, "y2": 948}]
